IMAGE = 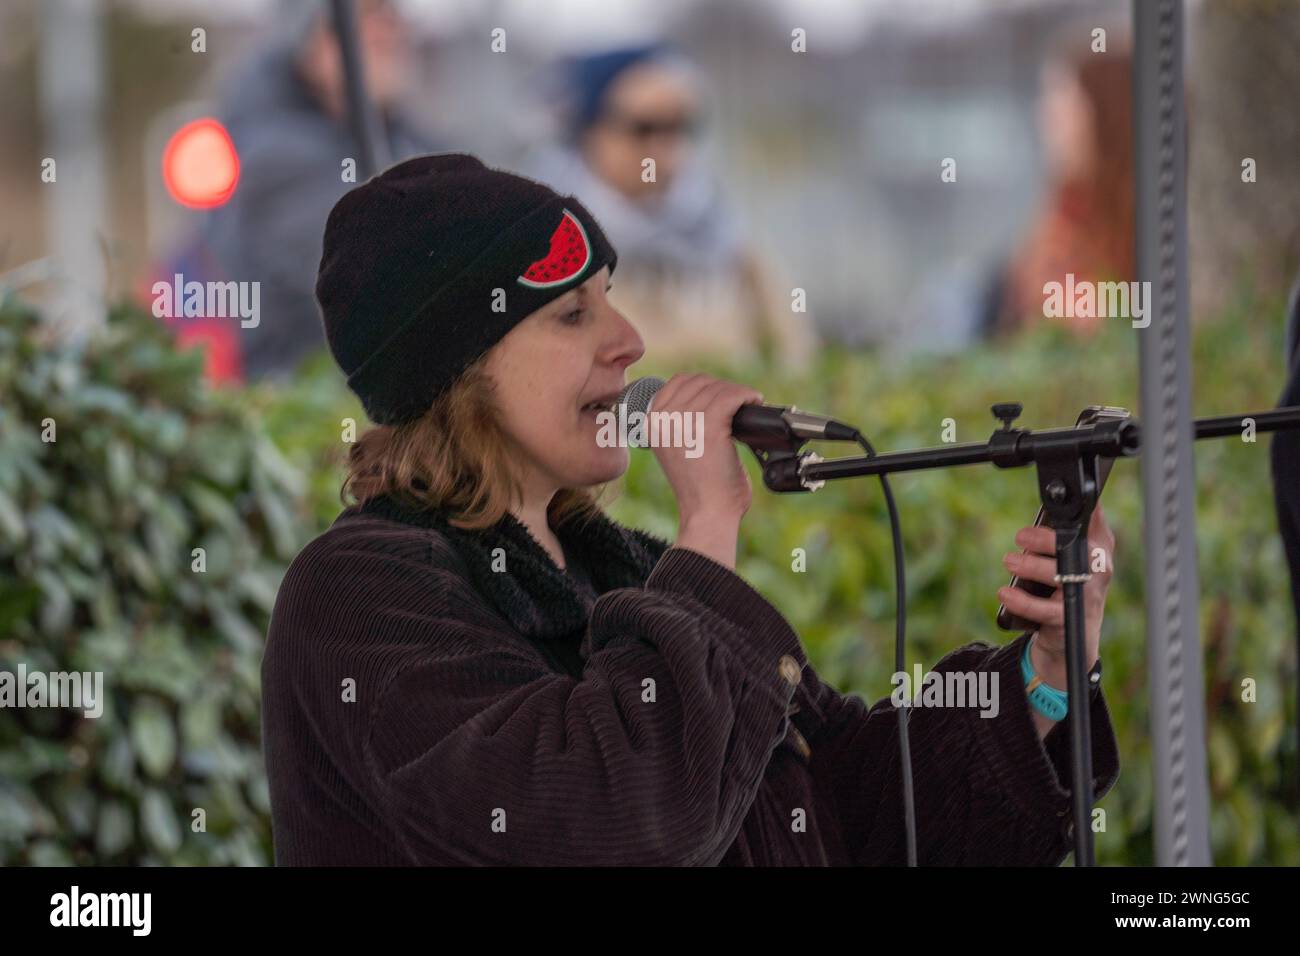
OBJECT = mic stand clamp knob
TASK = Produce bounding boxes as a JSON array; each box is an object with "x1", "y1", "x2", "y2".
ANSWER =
[{"x1": 992, "y1": 402, "x2": 1023, "y2": 431}]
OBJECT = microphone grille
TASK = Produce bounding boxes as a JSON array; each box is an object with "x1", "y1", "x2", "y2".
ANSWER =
[{"x1": 617, "y1": 376, "x2": 665, "y2": 417}]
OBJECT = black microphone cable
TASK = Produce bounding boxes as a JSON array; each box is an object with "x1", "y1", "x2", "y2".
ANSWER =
[{"x1": 847, "y1": 427, "x2": 917, "y2": 867}]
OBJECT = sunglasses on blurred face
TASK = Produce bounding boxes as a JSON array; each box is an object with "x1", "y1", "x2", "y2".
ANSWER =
[{"x1": 600, "y1": 110, "x2": 702, "y2": 141}]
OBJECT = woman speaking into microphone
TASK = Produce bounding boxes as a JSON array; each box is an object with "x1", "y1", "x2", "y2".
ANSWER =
[{"x1": 261, "y1": 153, "x2": 1120, "y2": 866}]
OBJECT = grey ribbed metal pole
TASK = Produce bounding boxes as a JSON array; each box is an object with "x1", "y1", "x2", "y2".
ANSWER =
[
  {"x1": 38, "y1": 0, "x2": 107, "y2": 334},
  {"x1": 1133, "y1": 0, "x2": 1212, "y2": 866}
]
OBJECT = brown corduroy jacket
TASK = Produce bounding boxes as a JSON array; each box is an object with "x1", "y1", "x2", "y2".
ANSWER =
[{"x1": 260, "y1": 494, "x2": 1120, "y2": 866}]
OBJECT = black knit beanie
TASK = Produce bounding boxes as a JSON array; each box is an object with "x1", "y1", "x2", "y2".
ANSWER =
[{"x1": 315, "y1": 153, "x2": 618, "y2": 425}]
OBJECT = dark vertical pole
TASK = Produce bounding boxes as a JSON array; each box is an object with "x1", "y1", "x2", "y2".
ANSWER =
[
  {"x1": 1059, "y1": 531, "x2": 1096, "y2": 865},
  {"x1": 329, "y1": 0, "x2": 391, "y2": 179},
  {"x1": 1133, "y1": 0, "x2": 1212, "y2": 866}
]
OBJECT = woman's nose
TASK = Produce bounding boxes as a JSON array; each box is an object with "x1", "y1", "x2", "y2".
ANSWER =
[{"x1": 604, "y1": 309, "x2": 645, "y2": 369}]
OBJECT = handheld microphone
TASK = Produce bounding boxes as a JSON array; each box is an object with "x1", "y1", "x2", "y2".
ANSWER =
[{"x1": 614, "y1": 376, "x2": 860, "y2": 449}]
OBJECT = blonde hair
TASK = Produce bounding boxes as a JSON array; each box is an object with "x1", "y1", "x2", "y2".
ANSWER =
[{"x1": 341, "y1": 354, "x2": 608, "y2": 531}]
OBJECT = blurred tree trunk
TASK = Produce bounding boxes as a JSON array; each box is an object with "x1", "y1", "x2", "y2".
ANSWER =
[{"x1": 1189, "y1": 0, "x2": 1300, "y2": 320}]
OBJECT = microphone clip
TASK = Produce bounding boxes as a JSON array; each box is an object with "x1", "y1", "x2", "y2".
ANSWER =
[{"x1": 752, "y1": 447, "x2": 828, "y2": 493}]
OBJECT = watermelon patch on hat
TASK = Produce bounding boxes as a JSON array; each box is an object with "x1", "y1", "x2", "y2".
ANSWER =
[{"x1": 517, "y1": 209, "x2": 592, "y2": 289}]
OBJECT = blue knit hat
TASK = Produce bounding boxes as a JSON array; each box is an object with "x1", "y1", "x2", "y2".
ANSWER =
[{"x1": 563, "y1": 41, "x2": 685, "y2": 143}]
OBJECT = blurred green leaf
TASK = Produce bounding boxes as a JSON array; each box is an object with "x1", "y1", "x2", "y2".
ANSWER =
[
  {"x1": 96, "y1": 801, "x2": 133, "y2": 857},
  {"x1": 130, "y1": 698, "x2": 176, "y2": 779},
  {"x1": 140, "y1": 789, "x2": 182, "y2": 854}
]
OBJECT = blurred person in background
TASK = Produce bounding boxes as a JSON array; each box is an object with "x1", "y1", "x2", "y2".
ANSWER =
[
  {"x1": 523, "y1": 41, "x2": 817, "y2": 376},
  {"x1": 980, "y1": 40, "x2": 1136, "y2": 340},
  {"x1": 154, "y1": 0, "x2": 444, "y2": 383}
]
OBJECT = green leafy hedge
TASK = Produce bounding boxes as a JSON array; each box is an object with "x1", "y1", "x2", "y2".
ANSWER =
[
  {"x1": 0, "y1": 296, "x2": 307, "y2": 865},
  {"x1": 2, "y1": 279, "x2": 1296, "y2": 865}
]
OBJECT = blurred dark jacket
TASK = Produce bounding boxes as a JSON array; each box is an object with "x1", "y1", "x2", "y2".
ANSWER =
[
  {"x1": 1269, "y1": 281, "x2": 1300, "y2": 791},
  {"x1": 163, "y1": 39, "x2": 441, "y2": 382},
  {"x1": 261, "y1": 493, "x2": 1121, "y2": 865},
  {"x1": 1275, "y1": 330, "x2": 1300, "y2": 633}
]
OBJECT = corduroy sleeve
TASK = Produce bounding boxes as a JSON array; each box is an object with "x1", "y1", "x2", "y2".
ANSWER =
[
  {"x1": 361, "y1": 546, "x2": 810, "y2": 866},
  {"x1": 795, "y1": 631, "x2": 1120, "y2": 865}
]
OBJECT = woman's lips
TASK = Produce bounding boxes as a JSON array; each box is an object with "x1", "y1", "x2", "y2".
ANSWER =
[{"x1": 578, "y1": 392, "x2": 622, "y2": 413}]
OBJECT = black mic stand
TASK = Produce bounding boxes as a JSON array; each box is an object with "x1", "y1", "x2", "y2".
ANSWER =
[{"x1": 754, "y1": 400, "x2": 1300, "y2": 865}]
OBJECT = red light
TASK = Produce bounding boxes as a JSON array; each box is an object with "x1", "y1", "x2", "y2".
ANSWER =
[{"x1": 162, "y1": 118, "x2": 239, "y2": 209}]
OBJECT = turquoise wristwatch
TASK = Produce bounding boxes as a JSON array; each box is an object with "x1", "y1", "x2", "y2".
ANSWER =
[{"x1": 1020, "y1": 634, "x2": 1102, "y2": 721}]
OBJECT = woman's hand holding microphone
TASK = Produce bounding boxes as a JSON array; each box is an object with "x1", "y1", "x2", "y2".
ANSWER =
[{"x1": 648, "y1": 373, "x2": 764, "y2": 571}]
